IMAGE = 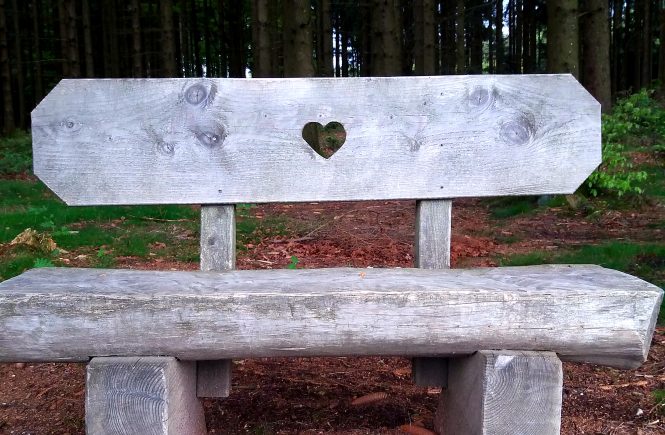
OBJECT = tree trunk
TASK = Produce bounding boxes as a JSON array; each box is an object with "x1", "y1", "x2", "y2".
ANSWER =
[
  {"x1": 10, "y1": 0, "x2": 24, "y2": 127},
  {"x1": 495, "y1": 0, "x2": 504, "y2": 72},
  {"x1": 641, "y1": 0, "x2": 651, "y2": 87},
  {"x1": 547, "y1": 0, "x2": 579, "y2": 78},
  {"x1": 341, "y1": 12, "x2": 349, "y2": 77},
  {"x1": 82, "y1": 0, "x2": 94, "y2": 77},
  {"x1": 252, "y1": 0, "x2": 270, "y2": 77},
  {"x1": 468, "y1": 0, "x2": 483, "y2": 73},
  {"x1": 316, "y1": 0, "x2": 333, "y2": 76},
  {"x1": 161, "y1": 0, "x2": 177, "y2": 77},
  {"x1": 523, "y1": 0, "x2": 536, "y2": 72},
  {"x1": 219, "y1": 0, "x2": 228, "y2": 77},
  {"x1": 414, "y1": 0, "x2": 436, "y2": 75},
  {"x1": 228, "y1": 0, "x2": 245, "y2": 77},
  {"x1": 204, "y1": 0, "x2": 212, "y2": 76},
  {"x1": 58, "y1": 0, "x2": 69, "y2": 77},
  {"x1": 611, "y1": 0, "x2": 622, "y2": 96},
  {"x1": 455, "y1": 0, "x2": 465, "y2": 73},
  {"x1": 268, "y1": 0, "x2": 281, "y2": 77},
  {"x1": 441, "y1": 0, "x2": 455, "y2": 74},
  {"x1": 0, "y1": 0, "x2": 14, "y2": 133},
  {"x1": 31, "y1": 0, "x2": 43, "y2": 100},
  {"x1": 581, "y1": 0, "x2": 612, "y2": 112},
  {"x1": 103, "y1": 0, "x2": 120, "y2": 77},
  {"x1": 283, "y1": 0, "x2": 314, "y2": 77},
  {"x1": 130, "y1": 0, "x2": 143, "y2": 77},
  {"x1": 64, "y1": 0, "x2": 80, "y2": 77},
  {"x1": 658, "y1": 2, "x2": 665, "y2": 90}
]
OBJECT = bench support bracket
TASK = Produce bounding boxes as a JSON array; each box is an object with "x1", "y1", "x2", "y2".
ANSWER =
[
  {"x1": 86, "y1": 357, "x2": 206, "y2": 435},
  {"x1": 434, "y1": 350, "x2": 563, "y2": 435}
]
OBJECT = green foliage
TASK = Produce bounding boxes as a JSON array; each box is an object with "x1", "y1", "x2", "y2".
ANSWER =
[
  {"x1": 586, "y1": 90, "x2": 664, "y2": 198},
  {"x1": 653, "y1": 389, "x2": 665, "y2": 415},
  {"x1": 0, "y1": 131, "x2": 32, "y2": 175},
  {"x1": 33, "y1": 258, "x2": 54, "y2": 268},
  {"x1": 95, "y1": 247, "x2": 115, "y2": 268},
  {"x1": 287, "y1": 255, "x2": 299, "y2": 269}
]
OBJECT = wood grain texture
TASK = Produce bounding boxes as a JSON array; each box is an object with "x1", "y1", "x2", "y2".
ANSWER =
[
  {"x1": 198, "y1": 204, "x2": 234, "y2": 398},
  {"x1": 412, "y1": 199, "x2": 452, "y2": 386},
  {"x1": 415, "y1": 199, "x2": 452, "y2": 269},
  {"x1": 86, "y1": 356, "x2": 206, "y2": 435},
  {"x1": 0, "y1": 265, "x2": 660, "y2": 368},
  {"x1": 31, "y1": 75, "x2": 601, "y2": 205},
  {"x1": 200, "y1": 205, "x2": 235, "y2": 271},
  {"x1": 434, "y1": 351, "x2": 562, "y2": 435}
]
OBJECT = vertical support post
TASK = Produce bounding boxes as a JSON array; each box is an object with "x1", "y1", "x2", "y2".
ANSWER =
[
  {"x1": 412, "y1": 199, "x2": 452, "y2": 386},
  {"x1": 433, "y1": 351, "x2": 563, "y2": 435},
  {"x1": 86, "y1": 357, "x2": 206, "y2": 435},
  {"x1": 197, "y1": 204, "x2": 235, "y2": 398}
]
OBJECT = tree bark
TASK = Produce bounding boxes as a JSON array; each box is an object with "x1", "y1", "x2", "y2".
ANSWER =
[
  {"x1": 31, "y1": 0, "x2": 44, "y2": 100},
  {"x1": 581, "y1": 0, "x2": 612, "y2": 112},
  {"x1": 316, "y1": 0, "x2": 333, "y2": 76},
  {"x1": 57, "y1": 0, "x2": 69, "y2": 77},
  {"x1": 283, "y1": 0, "x2": 314, "y2": 77},
  {"x1": 0, "y1": 0, "x2": 14, "y2": 133},
  {"x1": 228, "y1": 0, "x2": 245, "y2": 77},
  {"x1": 658, "y1": 2, "x2": 665, "y2": 90},
  {"x1": 641, "y1": 0, "x2": 651, "y2": 87},
  {"x1": 10, "y1": 0, "x2": 24, "y2": 127},
  {"x1": 441, "y1": 1, "x2": 455, "y2": 74},
  {"x1": 161, "y1": 0, "x2": 177, "y2": 77},
  {"x1": 252, "y1": 0, "x2": 270, "y2": 77},
  {"x1": 414, "y1": 0, "x2": 436, "y2": 75},
  {"x1": 523, "y1": 0, "x2": 537, "y2": 73},
  {"x1": 268, "y1": 0, "x2": 281, "y2": 77},
  {"x1": 455, "y1": 0, "x2": 465, "y2": 73},
  {"x1": 64, "y1": 0, "x2": 79, "y2": 78},
  {"x1": 611, "y1": 0, "x2": 622, "y2": 96},
  {"x1": 468, "y1": 0, "x2": 483, "y2": 74},
  {"x1": 82, "y1": 0, "x2": 94, "y2": 77},
  {"x1": 130, "y1": 0, "x2": 143, "y2": 77},
  {"x1": 547, "y1": 0, "x2": 579, "y2": 78},
  {"x1": 103, "y1": 0, "x2": 120, "y2": 77},
  {"x1": 495, "y1": 0, "x2": 504, "y2": 72}
]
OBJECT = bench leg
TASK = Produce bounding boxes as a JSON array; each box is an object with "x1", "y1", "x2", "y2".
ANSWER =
[
  {"x1": 197, "y1": 359, "x2": 232, "y2": 397},
  {"x1": 86, "y1": 357, "x2": 206, "y2": 435},
  {"x1": 434, "y1": 351, "x2": 563, "y2": 435},
  {"x1": 411, "y1": 357, "x2": 448, "y2": 387}
]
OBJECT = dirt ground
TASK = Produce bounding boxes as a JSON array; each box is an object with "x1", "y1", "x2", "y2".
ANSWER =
[{"x1": 1, "y1": 198, "x2": 664, "y2": 434}]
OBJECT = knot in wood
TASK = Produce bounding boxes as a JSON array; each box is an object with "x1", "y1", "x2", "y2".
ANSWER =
[
  {"x1": 467, "y1": 87, "x2": 493, "y2": 111},
  {"x1": 185, "y1": 84, "x2": 208, "y2": 106},
  {"x1": 500, "y1": 116, "x2": 534, "y2": 146}
]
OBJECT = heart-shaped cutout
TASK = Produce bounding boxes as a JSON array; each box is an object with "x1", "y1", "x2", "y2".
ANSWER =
[{"x1": 302, "y1": 122, "x2": 346, "y2": 159}]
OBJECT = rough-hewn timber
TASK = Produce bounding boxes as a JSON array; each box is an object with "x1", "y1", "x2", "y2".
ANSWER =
[{"x1": 0, "y1": 265, "x2": 660, "y2": 368}]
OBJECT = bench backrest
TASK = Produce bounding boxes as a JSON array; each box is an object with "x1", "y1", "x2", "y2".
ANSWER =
[{"x1": 31, "y1": 75, "x2": 600, "y2": 206}]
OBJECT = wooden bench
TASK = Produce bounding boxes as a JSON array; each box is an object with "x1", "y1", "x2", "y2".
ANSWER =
[{"x1": 1, "y1": 75, "x2": 662, "y2": 434}]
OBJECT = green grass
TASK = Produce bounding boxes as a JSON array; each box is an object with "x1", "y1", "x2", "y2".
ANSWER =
[{"x1": 0, "y1": 131, "x2": 32, "y2": 175}]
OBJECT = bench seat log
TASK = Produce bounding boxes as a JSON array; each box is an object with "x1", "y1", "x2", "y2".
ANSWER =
[{"x1": 0, "y1": 265, "x2": 660, "y2": 368}]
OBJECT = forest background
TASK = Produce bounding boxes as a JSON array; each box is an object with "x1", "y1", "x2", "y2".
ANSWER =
[{"x1": 1, "y1": 0, "x2": 664, "y2": 135}]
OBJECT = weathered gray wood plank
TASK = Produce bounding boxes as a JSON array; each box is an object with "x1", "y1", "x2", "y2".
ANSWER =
[
  {"x1": 197, "y1": 204, "x2": 234, "y2": 398},
  {"x1": 86, "y1": 357, "x2": 206, "y2": 435},
  {"x1": 0, "y1": 265, "x2": 660, "y2": 368},
  {"x1": 412, "y1": 199, "x2": 452, "y2": 386},
  {"x1": 434, "y1": 351, "x2": 563, "y2": 435},
  {"x1": 200, "y1": 204, "x2": 235, "y2": 271},
  {"x1": 415, "y1": 199, "x2": 452, "y2": 269},
  {"x1": 31, "y1": 75, "x2": 600, "y2": 205}
]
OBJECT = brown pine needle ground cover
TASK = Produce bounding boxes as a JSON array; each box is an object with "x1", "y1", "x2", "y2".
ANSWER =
[{"x1": 1, "y1": 198, "x2": 664, "y2": 434}]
